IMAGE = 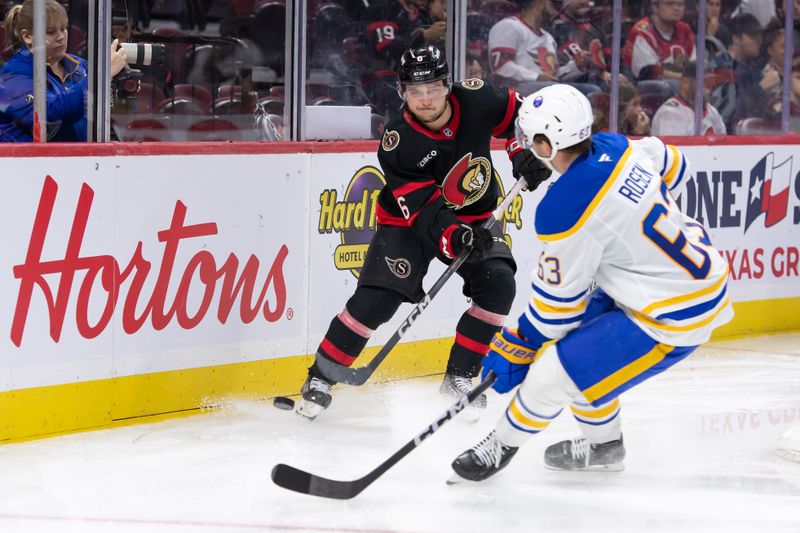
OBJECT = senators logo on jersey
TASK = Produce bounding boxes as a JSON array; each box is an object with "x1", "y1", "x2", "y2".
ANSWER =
[{"x1": 441, "y1": 153, "x2": 492, "y2": 208}]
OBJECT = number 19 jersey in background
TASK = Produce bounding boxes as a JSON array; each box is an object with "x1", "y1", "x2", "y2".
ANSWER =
[{"x1": 525, "y1": 132, "x2": 733, "y2": 347}]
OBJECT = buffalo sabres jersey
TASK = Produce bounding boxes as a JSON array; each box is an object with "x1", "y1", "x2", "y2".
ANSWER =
[
  {"x1": 519, "y1": 132, "x2": 733, "y2": 347},
  {"x1": 377, "y1": 79, "x2": 521, "y2": 245}
]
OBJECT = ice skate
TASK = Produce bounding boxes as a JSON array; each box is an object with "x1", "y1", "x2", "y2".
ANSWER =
[
  {"x1": 439, "y1": 372, "x2": 487, "y2": 422},
  {"x1": 296, "y1": 372, "x2": 334, "y2": 421},
  {"x1": 449, "y1": 431, "x2": 519, "y2": 483},
  {"x1": 544, "y1": 436, "x2": 625, "y2": 471}
]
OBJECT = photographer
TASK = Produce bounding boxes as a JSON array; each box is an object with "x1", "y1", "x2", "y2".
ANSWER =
[{"x1": 0, "y1": 0, "x2": 126, "y2": 142}]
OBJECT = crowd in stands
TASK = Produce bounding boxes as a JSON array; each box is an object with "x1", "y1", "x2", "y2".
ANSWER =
[{"x1": 1, "y1": 0, "x2": 799, "y2": 141}]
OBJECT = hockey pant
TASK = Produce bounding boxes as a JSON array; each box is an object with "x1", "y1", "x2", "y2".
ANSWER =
[
  {"x1": 495, "y1": 309, "x2": 697, "y2": 447},
  {"x1": 312, "y1": 259, "x2": 516, "y2": 381}
]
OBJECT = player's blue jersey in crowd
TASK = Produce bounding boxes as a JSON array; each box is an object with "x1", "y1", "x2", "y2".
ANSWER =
[{"x1": 518, "y1": 132, "x2": 733, "y2": 349}]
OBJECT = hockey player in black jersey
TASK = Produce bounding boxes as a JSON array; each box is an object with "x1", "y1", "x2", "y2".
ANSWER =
[{"x1": 296, "y1": 45, "x2": 552, "y2": 420}]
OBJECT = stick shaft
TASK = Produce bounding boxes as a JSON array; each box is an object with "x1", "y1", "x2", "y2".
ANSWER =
[{"x1": 271, "y1": 371, "x2": 497, "y2": 499}]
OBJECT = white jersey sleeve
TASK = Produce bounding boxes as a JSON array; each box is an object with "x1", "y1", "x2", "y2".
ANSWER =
[
  {"x1": 652, "y1": 98, "x2": 727, "y2": 137},
  {"x1": 630, "y1": 135, "x2": 690, "y2": 197},
  {"x1": 489, "y1": 18, "x2": 540, "y2": 82},
  {"x1": 631, "y1": 35, "x2": 660, "y2": 78},
  {"x1": 524, "y1": 132, "x2": 732, "y2": 347},
  {"x1": 519, "y1": 226, "x2": 601, "y2": 342},
  {"x1": 488, "y1": 17, "x2": 561, "y2": 82}
]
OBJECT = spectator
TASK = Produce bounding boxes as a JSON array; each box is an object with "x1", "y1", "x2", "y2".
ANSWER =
[
  {"x1": 759, "y1": 20, "x2": 787, "y2": 102},
  {"x1": 0, "y1": 0, "x2": 126, "y2": 142},
  {"x1": 728, "y1": 14, "x2": 768, "y2": 123},
  {"x1": 707, "y1": 0, "x2": 731, "y2": 44},
  {"x1": 622, "y1": 0, "x2": 696, "y2": 81},
  {"x1": 652, "y1": 61, "x2": 727, "y2": 135},
  {"x1": 550, "y1": 0, "x2": 615, "y2": 87},
  {"x1": 362, "y1": 0, "x2": 444, "y2": 115},
  {"x1": 768, "y1": 56, "x2": 800, "y2": 128},
  {"x1": 550, "y1": 0, "x2": 605, "y2": 54},
  {"x1": 776, "y1": 0, "x2": 800, "y2": 58},
  {"x1": 364, "y1": 0, "x2": 444, "y2": 72},
  {"x1": 423, "y1": 0, "x2": 447, "y2": 52},
  {"x1": 620, "y1": 91, "x2": 653, "y2": 135},
  {"x1": 465, "y1": 56, "x2": 486, "y2": 78},
  {"x1": 487, "y1": 0, "x2": 593, "y2": 95},
  {"x1": 591, "y1": 84, "x2": 652, "y2": 135},
  {"x1": 704, "y1": 0, "x2": 732, "y2": 48},
  {"x1": 731, "y1": 0, "x2": 775, "y2": 27}
]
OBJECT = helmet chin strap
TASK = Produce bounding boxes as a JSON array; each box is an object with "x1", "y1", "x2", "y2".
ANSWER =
[{"x1": 532, "y1": 144, "x2": 558, "y2": 173}]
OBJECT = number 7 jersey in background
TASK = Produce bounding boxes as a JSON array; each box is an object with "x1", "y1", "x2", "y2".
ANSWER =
[{"x1": 526, "y1": 132, "x2": 733, "y2": 348}]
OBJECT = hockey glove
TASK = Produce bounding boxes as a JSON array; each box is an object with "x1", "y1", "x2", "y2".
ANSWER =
[
  {"x1": 481, "y1": 327, "x2": 539, "y2": 393},
  {"x1": 440, "y1": 224, "x2": 493, "y2": 261},
  {"x1": 506, "y1": 138, "x2": 552, "y2": 191}
]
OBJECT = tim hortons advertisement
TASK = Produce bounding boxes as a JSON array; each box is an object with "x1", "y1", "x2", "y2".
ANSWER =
[
  {"x1": 0, "y1": 154, "x2": 308, "y2": 391},
  {"x1": 307, "y1": 152, "x2": 540, "y2": 347},
  {"x1": 679, "y1": 145, "x2": 800, "y2": 301}
]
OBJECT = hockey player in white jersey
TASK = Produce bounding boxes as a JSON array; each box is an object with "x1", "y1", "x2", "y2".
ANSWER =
[{"x1": 450, "y1": 84, "x2": 734, "y2": 482}]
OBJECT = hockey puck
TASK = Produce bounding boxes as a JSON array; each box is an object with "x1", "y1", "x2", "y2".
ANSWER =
[{"x1": 273, "y1": 396, "x2": 295, "y2": 410}]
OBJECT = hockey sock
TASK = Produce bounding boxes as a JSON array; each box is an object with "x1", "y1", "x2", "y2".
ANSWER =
[
  {"x1": 495, "y1": 345, "x2": 578, "y2": 447},
  {"x1": 446, "y1": 304, "x2": 506, "y2": 377},
  {"x1": 315, "y1": 287, "x2": 403, "y2": 367},
  {"x1": 570, "y1": 398, "x2": 622, "y2": 443}
]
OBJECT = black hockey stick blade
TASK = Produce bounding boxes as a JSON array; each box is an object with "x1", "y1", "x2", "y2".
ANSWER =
[
  {"x1": 271, "y1": 371, "x2": 497, "y2": 499},
  {"x1": 314, "y1": 179, "x2": 527, "y2": 386},
  {"x1": 271, "y1": 463, "x2": 371, "y2": 500}
]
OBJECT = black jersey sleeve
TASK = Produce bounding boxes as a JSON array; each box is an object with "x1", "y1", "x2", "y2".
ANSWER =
[
  {"x1": 478, "y1": 79, "x2": 523, "y2": 140},
  {"x1": 377, "y1": 145, "x2": 459, "y2": 250}
]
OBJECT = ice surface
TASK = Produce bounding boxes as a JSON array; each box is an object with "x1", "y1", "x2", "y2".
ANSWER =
[{"x1": 1, "y1": 334, "x2": 799, "y2": 533}]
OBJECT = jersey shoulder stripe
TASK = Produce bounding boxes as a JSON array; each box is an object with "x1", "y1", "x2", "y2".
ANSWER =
[{"x1": 535, "y1": 132, "x2": 631, "y2": 241}]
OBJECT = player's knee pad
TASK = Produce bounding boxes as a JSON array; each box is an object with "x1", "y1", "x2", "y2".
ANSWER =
[
  {"x1": 345, "y1": 286, "x2": 404, "y2": 329},
  {"x1": 467, "y1": 259, "x2": 516, "y2": 315}
]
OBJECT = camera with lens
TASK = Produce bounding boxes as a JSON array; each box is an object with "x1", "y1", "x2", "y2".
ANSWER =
[
  {"x1": 112, "y1": 42, "x2": 166, "y2": 103},
  {"x1": 119, "y1": 42, "x2": 166, "y2": 67}
]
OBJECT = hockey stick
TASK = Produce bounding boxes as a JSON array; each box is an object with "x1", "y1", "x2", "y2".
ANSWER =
[
  {"x1": 315, "y1": 179, "x2": 527, "y2": 386},
  {"x1": 271, "y1": 371, "x2": 496, "y2": 499}
]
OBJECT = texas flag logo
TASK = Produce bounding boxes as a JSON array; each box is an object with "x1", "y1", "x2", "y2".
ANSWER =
[{"x1": 744, "y1": 153, "x2": 793, "y2": 231}]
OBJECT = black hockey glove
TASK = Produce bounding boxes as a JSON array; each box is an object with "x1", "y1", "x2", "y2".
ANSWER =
[
  {"x1": 506, "y1": 138, "x2": 552, "y2": 191},
  {"x1": 441, "y1": 224, "x2": 493, "y2": 261}
]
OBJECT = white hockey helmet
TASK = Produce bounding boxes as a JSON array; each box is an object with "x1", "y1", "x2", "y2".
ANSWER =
[{"x1": 516, "y1": 84, "x2": 594, "y2": 170}]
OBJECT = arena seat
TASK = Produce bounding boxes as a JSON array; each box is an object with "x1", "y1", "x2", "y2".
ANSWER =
[
  {"x1": 172, "y1": 84, "x2": 213, "y2": 112},
  {"x1": 230, "y1": 0, "x2": 256, "y2": 17},
  {"x1": 124, "y1": 117, "x2": 172, "y2": 142},
  {"x1": 256, "y1": 95, "x2": 284, "y2": 115},
  {"x1": 218, "y1": 84, "x2": 242, "y2": 100},
  {"x1": 187, "y1": 118, "x2": 243, "y2": 141},
  {"x1": 734, "y1": 117, "x2": 781, "y2": 135},
  {"x1": 134, "y1": 83, "x2": 166, "y2": 113},
  {"x1": 68, "y1": 25, "x2": 85, "y2": 55}
]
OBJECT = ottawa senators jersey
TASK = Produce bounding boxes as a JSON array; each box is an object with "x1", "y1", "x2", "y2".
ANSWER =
[
  {"x1": 365, "y1": 0, "x2": 429, "y2": 71},
  {"x1": 376, "y1": 79, "x2": 521, "y2": 247},
  {"x1": 622, "y1": 16, "x2": 696, "y2": 80}
]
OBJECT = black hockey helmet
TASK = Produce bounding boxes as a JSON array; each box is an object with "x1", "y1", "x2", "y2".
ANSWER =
[{"x1": 397, "y1": 45, "x2": 450, "y2": 87}]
